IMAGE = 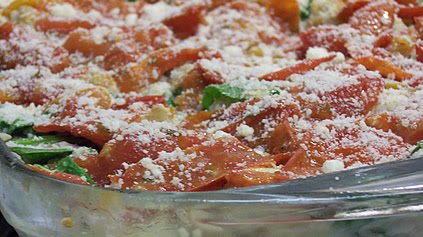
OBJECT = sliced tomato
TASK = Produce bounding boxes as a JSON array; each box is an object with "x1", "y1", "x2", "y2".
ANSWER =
[
  {"x1": 35, "y1": 17, "x2": 95, "y2": 34},
  {"x1": 415, "y1": 16, "x2": 423, "y2": 40},
  {"x1": 215, "y1": 99, "x2": 300, "y2": 149},
  {"x1": 349, "y1": 1, "x2": 394, "y2": 36},
  {"x1": 259, "y1": 55, "x2": 336, "y2": 81},
  {"x1": 110, "y1": 136, "x2": 273, "y2": 191},
  {"x1": 226, "y1": 167, "x2": 289, "y2": 188},
  {"x1": 365, "y1": 113, "x2": 423, "y2": 145},
  {"x1": 283, "y1": 120, "x2": 411, "y2": 177},
  {"x1": 62, "y1": 0, "x2": 144, "y2": 15},
  {"x1": 321, "y1": 77, "x2": 384, "y2": 117},
  {"x1": 337, "y1": 0, "x2": 369, "y2": 22},
  {"x1": 264, "y1": 0, "x2": 300, "y2": 32},
  {"x1": 417, "y1": 40, "x2": 423, "y2": 63},
  {"x1": 115, "y1": 47, "x2": 206, "y2": 92},
  {"x1": 300, "y1": 25, "x2": 353, "y2": 56},
  {"x1": 103, "y1": 43, "x2": 140, "y2": 71},
  {"x1": 112, "y1": 95, "x2": 166, "y2": 110},
  {"x1": 33, "y1": 87, "x2": 114, "y2": 146},
  {"x1": 398, "y1": 6, "x2": 423, "y2": 23},
  {"x1": 163, "y1": 4, "x2": 205, "y2": 39},
  {"x1": 355, "y1": 56, "x2": 412, "y2": 81},
  {"x1": 266, "y1": 120, "x2": 300, "y2": 156},
  {"x1": 0, "y1": 22, "x2": 13, "y2": 40},
  {"x1": 29, "y1": 165, "x2": 91, "y2": 186},
  {"x1": 63, "y1": 30, "x2": 111, "y2": 57}
]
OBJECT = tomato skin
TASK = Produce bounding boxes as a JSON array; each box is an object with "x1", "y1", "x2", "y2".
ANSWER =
[
  {"x1": 109, "y1": 136, "x2": 274, "y2": 191},
  {"x1": 415, "y1": 16, "x2": 423, "y2": 40},
  {"x1": 33, "y1": 87, "x2": 114, "y2": 146},
  {"x1": 163, "y1": 4, "x2": 205, "y2": 39},
  {"x1": 417, "y1": 40, "x2": 423, "y2": 63},
  {"x1": 0, "y1": 22, "x2": 13, "y2": 40},
  {"x1": 63, "y1": 30, "x2": 111, "y2": 57},
  {"x1": 355, "y1": 56, "x2": 412, "y2": 81},
  {"x1": 226, "y1": 168, "x2": 289, "y2": 188},
  {"x1": 266, "y1": 120, "x2": 299, "y2": 157},
  {"x1": 35, "y1": 17, "x2": 95, "y2": 34},
  {"x1": 112, "y1": 95, "x2": 166, "y2": 110},
  {"x1": 264, "y1": 0, "x2": 300, "y2": 32},
  {"x1": 214, "y1": 99, "x2": 300, "y2": 150},
  {"x1": 349, "y1": 2, "x2": 395, "y2": 36},
  {"x1": 28, "y1": 165, "x2": 91, "y2": 186},
  {"x1": 283, "y1": 120, "x2": 412, "y2": 177},
  {"x1": 365, "y1": 113, "x2": 423, "y2": 145},
  {"x1": 398, "y1": 6, "x2": 423, "y2": 23},
  {"x1": 300, "y1": 25, "x2": 352, "y2": 56},
  {"x1": 259, "y1": 55, "x2": 336, "y2": 81},
  {"x1": 115, "y1": 47, "x2": 206, "y2": 92},
  {"x1": 322, "y1": 77, "x2": 384, "y2": 117},
  {"x1": 103, "y1": 43, "x2": 140, "y2": 71},
  {"x1": 62, "y1": 0, "x2": 144, "y2": 15},
  {"x1": 337, "y1": 1, "x2": 369, "y2": 23}
]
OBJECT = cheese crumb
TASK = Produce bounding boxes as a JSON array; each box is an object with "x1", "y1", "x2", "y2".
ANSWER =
[
  {"x1": 322, "y1": 160, "x2": 345, "y2": 173},
  {"x1": 50, "y1": 3, "x2": 78, "y2": 18}
]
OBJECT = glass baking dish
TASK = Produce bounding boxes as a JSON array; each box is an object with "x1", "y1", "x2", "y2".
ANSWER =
[{"x1": 1, "y1": 140, "x2": 423, "y2": 237}]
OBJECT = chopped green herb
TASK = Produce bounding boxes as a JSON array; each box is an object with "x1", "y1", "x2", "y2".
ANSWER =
[
  {"x1": 11, "y1": 147, "x2": 73, "y2": 164},
  {"x1": 202, "y1": 84, "x2": 246, "y2": 110},
  {"x1": 12, "y1": 135, "x2": 64, "y2": 146},
  {"x1": 56, "y1": 156, "x2": 95, "y2": 185},
  {"x1": 411, "y1": 141, "x2": 423, "y2": 156},
  {"x1": 166, "y1": 87, "x2": 183, "y2": 108},
  {"x1": 300, "y1": 0, "x2": 312, "y2": 21},
  {"x1": 0, "y1": 118, "x2": 33, "y2": 135},
  {"x1": 269, "y1": 89, "x2": 281, "y2": 95}
]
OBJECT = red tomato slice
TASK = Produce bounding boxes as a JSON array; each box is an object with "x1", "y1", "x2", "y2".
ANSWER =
[
  {"x1": 365, "y1": 113, "x2": 423, "y2": 145},
  {"x1": 398, "y1": 6, "x2": 423, "y2": 23},
  {"x1": 226, "y1": 167, "x2": 289, "y2": 188},
  {"x1": 300, "y1": 25, "x2": 354, "y2": 56},
  {"x1": 349, "y1": 1, "x2": 394, "y2": 36},
  {"x1": 28, "y1": 165, "x2": 91, "y2": 186},
  {"x1": 264, "y1": 0, "x2": 300, "y2": 32},
  {"x1": 63, "y1": 30, "x2": 111, "y2": 57},
  {"x1": 0, "y1": 22, "x2": 13, "y2": 40},
  {"x1": 115, "y1": 47, "x2": 206, "y2": 92},
  {"x1": 337, "y1": 1, "x2": 369, "y2": 22},
  {"x1": 35, "y1": 17, "x2": 94, "y2": 34},
  {"x1": 259, "y1": 55, "x2": 336, "y2": 81},
  {"x1": 355, "y1": 56, "x2": 412, "y2": 81},
  {"x1": 283, "y1": 120, "x2": 412, "y2": 177},
  {"x1": 163, "y1": 4, "x2": 205, "y2": 39},
  {"x1": 417, "y1": 40, "x2": 423, "y2": 63}
]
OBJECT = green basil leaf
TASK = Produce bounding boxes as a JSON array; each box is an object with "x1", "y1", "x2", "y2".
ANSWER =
[
  {"x1": 0, "y1": 118, "x2": 33, "y2": 135},
  {"x1": 12, "y1": 135, "x2": 64, "y2": 146},
  {"x1": 56, "y1": 156, "x2": 95, "y2": 185},
  {"x1": 11, "y1": 147, "x2": 73, "y2": 164},
  {"x1": 201, "y1": 84, "x2": 245, "y2": 110},
  {"x1": 300, "y1": 0, "x2": 312, "y2": 21},
  {"x1": 411, "y1": 140, "x2": 423, "y2": 156}
]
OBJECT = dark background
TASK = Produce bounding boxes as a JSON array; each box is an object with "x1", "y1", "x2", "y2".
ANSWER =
[{"x1": 0, "y1": 212, "x2": 17, "y2": 237}]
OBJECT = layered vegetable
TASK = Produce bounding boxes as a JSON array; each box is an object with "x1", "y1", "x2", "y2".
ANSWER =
[{"x1": 0, "y1": 0, "x2": 422, "y2": 191}]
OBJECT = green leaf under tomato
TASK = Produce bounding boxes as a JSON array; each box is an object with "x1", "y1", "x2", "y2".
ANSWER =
[
  {"x1": 56, "y1": 156, "x2": 95, "y2": 185},
  {"x1": 300, "y1": 0, "x2": 312, "y2": 21},
  {"x1": 201, "y1": 84, "x2": 246, "y2": 110},
  {"x1": 12, "y1": 135, "x2": 64, "y2": 146},
  {"x1": 411, "y1": 141, "x2": 423, "y2": 156},
  {"x1": 0, "y1": 118, "x2": 33, "y2": 135},
  {"x1": 11, "y1": 147, "x2": 73, "y2": 164}
]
